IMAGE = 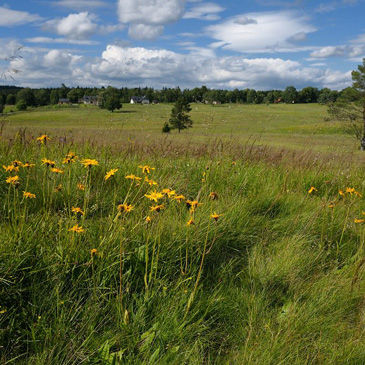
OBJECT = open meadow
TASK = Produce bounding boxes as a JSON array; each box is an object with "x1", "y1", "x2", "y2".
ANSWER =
[{"x1": 1, "y1": 104, "x2": 364, "y2": 364}]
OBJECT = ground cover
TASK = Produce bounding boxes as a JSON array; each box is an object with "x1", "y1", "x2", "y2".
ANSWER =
[{"x1": 0, "y1": 107, "x2": 364, "y2": 363}]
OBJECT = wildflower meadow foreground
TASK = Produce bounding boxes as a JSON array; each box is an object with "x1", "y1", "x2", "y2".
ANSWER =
[{"x1": 1, "y1": 134, "x2": 364, "y2": 363}]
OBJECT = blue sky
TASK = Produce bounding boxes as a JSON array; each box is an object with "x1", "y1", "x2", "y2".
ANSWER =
[{"x1": 0, "y1": 0, "x2": 364, "y2": 90}]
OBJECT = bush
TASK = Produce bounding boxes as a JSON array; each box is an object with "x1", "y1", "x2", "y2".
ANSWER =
[
  {"x1": 162, "y1": 122, "x2": 171, "y2": 133},
  {"x1": 16, "y1": 100, "x2": 27, "y2": 111}
]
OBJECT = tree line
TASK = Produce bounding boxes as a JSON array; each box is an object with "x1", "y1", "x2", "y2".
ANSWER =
[{"x1": 0, "y1": 83, "x2": 361, "y2": 113}]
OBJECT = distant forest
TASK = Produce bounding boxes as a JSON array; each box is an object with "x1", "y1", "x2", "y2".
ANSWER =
[{"x1": 0, "y1": 83, "x2": 360, "y2": 108}]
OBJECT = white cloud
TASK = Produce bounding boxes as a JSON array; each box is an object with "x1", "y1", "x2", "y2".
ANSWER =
[
  {"x1": 183, "y1": 2, "x2": 225, "y2": 20},
  {"x1": 118, "y1": 0, "x2": 185, "y2": 25},
  {"x1": 310, "y1": 45, "x2": 365, "y2": 58},
  {"x1": 43, "y1": 49, "x2": 82, "y2": 69},
  {"x1": 205, "y1": 11, "x2": 317, "y2": 53},
  {"x1": 25, "y1": 37, "x2": 100, "y2": 45},
  {"x1": 43, "y1": 12, "x2": 99, "y2": 40},
  {"x1": 128, "y1": 24, "x2": 164, "y2": 40},
  {"x1": 0, "y1": 6, "x2": 42, "y2": 26}
]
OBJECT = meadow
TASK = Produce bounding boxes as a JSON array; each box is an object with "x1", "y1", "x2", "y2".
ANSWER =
[{"x1": 0, "y1": 104, "x2": 364, "y2": 364}]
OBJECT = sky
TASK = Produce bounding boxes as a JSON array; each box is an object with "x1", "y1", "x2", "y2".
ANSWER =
[{"x1": 0, "y1": 0, "x2": 364, "y2": 90}]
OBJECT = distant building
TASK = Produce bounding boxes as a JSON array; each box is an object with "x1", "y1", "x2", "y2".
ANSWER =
[
  {"x1": 58, "y1": 98, "x2": 71, "y2": 105},
  {"x1": 83, "y1": 95, "x2": 99, "y2": 105},
  {"x1": 130, "y1": 96, "x2": 149, "y2": 104}
]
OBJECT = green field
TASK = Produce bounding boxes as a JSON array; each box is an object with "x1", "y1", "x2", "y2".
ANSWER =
[
  {"x1": 2, "y1": 103, "x2": 354, "y2": 152},
  {"x1": 1, "y1": 105, "x2": 364, "y2": 364}
]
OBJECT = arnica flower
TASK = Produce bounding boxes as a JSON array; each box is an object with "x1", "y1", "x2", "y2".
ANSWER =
[
  {"x1": 186, "y1": 219, "x2": 195, "y2": 226},
  {"x1": 209, "y1": 192, "x2": 218, "y2": 200},
  {"x1": 346, "y1": 187, "x2": 355, "y2": 195},
  {"x1": 145, "y1": 216, "x2": 152, "y2": 223},
  {"x1": 36, "y1": 134, "x2": 50, "y2": 144},
  {"x1": 6, "y1": 175, "x2": 20, "y2": 185},
  {"x1": 354, "y1": 219, "x2": 364, "y2": 223},
  {"x1": 162, "y1": 189, "x2": 176, "y2": 198},
  {"x1": 77, "y1": 183, "x2": 85, "y2": 191},
  {"x1": 3, "y1": 165, "x2": 19, "y2": 172},
  {"x1": 150, "y1": 204, "x2": 165, "y2": 213},
  {"x1": 118, "y1": 203, "x2": 134, "y2": 213},
  {"x1": 145, "y1": 177, "x2": 158, "y2": 186},
  {"x1": 68, "y1": 224, "x2": 85, "y2": 233},
  {"x1": 328, "y1": 203, "x2": 335, "y2": 209},
  {"x1": 211, "y1": 212, "x2": 223, "y2": 221},
  {"x1": 308, "y1": 187, "x2": 318, "y2": 194},
  {"x1": 145, "y1": 190, "x2": 164, "y2": 202},
  {"x1": 186, "y1": 200, "x2": 203, "y2": 212},
  {"x1": 104, "y1": 168, "x2": 118, "y2": 181},
  {"x1": 22, "y1": 162, "x2": 35, "y2": 169},
  {"x1": 354, "y1": 191, "x2": 362, "y2": 197},
  {"x1": 42, "y1": 158, "x2": 56, "y2": 167},
  {"x1": 63, "y1": 152, "x2": 78, "y2": 164},
  {"x1": 174, "y1": 194, "x2": 185, "y2": 203},
  {"x1": 51, "y1": 167, "x2": 64, "y2": 174},
  {"x1": 91, "y1": 248, "x2": 98, "y2": 257},
  {"x1": 125, "y1": 174, "x2": 142, "y2": 181},
  {"x1": 139, "y1": 165, "x2": 155, "y2": 174},
  {"x1": 339, "y1": 190, "x2": 345, "y2": 196},
  {"x1": 23, "y1": 191, "x2": 36, "y2": 199},
  {"x1": 80, "y1": 159, "x2": 99, "y2": 168},
  {"x1": 71, "y1": 206, "x2": 85, "y2": 215}
]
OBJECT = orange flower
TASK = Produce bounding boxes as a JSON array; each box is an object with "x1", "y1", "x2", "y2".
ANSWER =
[
  {"x1": 139, "y1": 165, "x2": 155, "y2": 174},
  {"x1": 209, "y1": 192, "x2": 218, "y2": 200},
  {"x1": 77, "y1": 183, "x2": 85, "y2": 191},
  {"x1": 68, "y1": 224, "x2": 85, "y2": 233},
  {"x1": 36, "y1": 134, "x2": 50, "y2": 143},
  {"x1": 3, "y1": 165, "x2": 19, "y2": 172},
  {"x1": 91, "y1": 248, "x2": 98, "y2": 257},
  {"x1": 80, "y1": 159, "x2": 99, "y2": 168},
  {"x1": 71, "y1": 206, "x2": 85, "y2": 215},
  {"x1": 145, "y1": 190, "x2": 164, "y2": 202},
  {"x1": 6, "y1": 175, "x2": 20, "y2": 185},
  {"x1": 51, "y1": 167, "x2": 64, "y2": 174},
  {"x1": 186, "y1": 219, "x2": 195, "y2": 226},
  {"x1": 308, "y1": 187, "x2": 317, "y2": 194},
  {"x1": 42, "y1": 158, "x2": 56, "y2": 167},
  {"x1": 210, "y1": 212, "x2": 223, "y2": 221},
  {"x1": 150, "y1": 204, "x2": 165, "y2": 212},
  {"x1": 174, "y1": 194, "x2": 185, "y2": 203},
  {"x1": 104, "y1": 168, "x2": 118, "y2": 181},
  {"x1": 23, "y1": 191, "x2": 36, "y2": 199},
  {"x1": 117, "y1": 203, "x2": 134, "y2": 213},
  {"x1": 125, "y1": 174, "x2": 142, "y2": 181}
]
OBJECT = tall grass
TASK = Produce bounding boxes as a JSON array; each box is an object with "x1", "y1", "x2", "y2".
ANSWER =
[{"x1": 0, "y1": 132, "x2": 364, "y2": 364}]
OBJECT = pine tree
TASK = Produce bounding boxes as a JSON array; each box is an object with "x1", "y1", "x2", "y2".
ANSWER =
[{"x1": 169, "y1": 97, "x2": 193, "y2": 133}]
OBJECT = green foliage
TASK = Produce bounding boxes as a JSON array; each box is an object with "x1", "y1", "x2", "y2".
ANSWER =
[
  {"x1": 162, "y1": 121, "x2": 171, "y2": 133},
  {"x1": 169, "y1": 97, "x2": 193, "y2": 132},
  {"x1": 6, "y1": 93, "x2": 16, "y2": 105},
  {"x1": 283, "y1": 86, "x2": 298, "y2": 103},
  {"x1": 99, "y1": 87, "x2": 122, "y2": 112},
  {"x1": 15, "y1": 99, "x2": 27, "y2": 111},
  {"x1": 16, "y1": 88, "x2": 35, "y2": 106}
]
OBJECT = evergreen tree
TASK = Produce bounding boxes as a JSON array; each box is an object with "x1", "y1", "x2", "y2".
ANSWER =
[{"x1": 169, "y1": 97, "x2": 193, "y2": 133}]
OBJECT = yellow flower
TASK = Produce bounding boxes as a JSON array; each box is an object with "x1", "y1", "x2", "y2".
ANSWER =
[
  {"x1": 186, "y1": 219, "x2": 195, "y2": 226},
  {"x1": 6, "y1": 175, "x2": 20, "y2": 185},
  {"x1": 162, "y1": 189, "x2": 176, "y2": 198},
  {"x1": 80, "y1": 159, "x2": 99, "y2": 168},
  {"x1": 145, "y1": 216, "x2": 152, "y2": 223},
  {"x1": 327, "y1": 204, "x2": 334, "y2": 209},
  {"x1": 125, "y1": 174, "x2": 142, "y2": 181},
  {"x1": 63, "y1": 152, "x2": 78, "y2": 164},
  {"x1": 145, "y1": 177, "x2": 158, "y2": 186},
  {"x1": 211, "y1": 212, "x2": 223, "y2": 221},
  {"x1": 145, "y1": 190, "x2": 164, "y2": 202},
  {"x1": 22, "y1": 162, "x2": 35, "y2": 169},
  {"x1": 338, "y1": 190, "x2": 345, "y2": 196},
  {"x1": 12, "y1": 160, "x2": 22, "y2": 167},
  {"x1": 51, "y1": 167, "x2": 64, "y2": 174},
  {"x1": 3, "y1": 165, "x2": 19, "y2": 172},
  {"x1": 41, "y1": 158, "x2": 56, "y2": 167},
  {"x1": 150, "y1": 204, "x2": 165, "y2": 212},
  {"x1": 139, "y1": 165, "x2": 155, "y2": 174},
  {"x1": 23, "y1": 191, "x2": 36, "y2": 199},
  {"x1": 36, "y1": 134, "x2": 51, "y2": 143},
  {"x1": 118, "y1": 203, "x2": 134, "y2": 213},
  {"x1": 186, "y1": 200, "x2": 203, "y2": 212},
  {"x1": 174, "y1": 194, "x2": 186, "y2": 202},
  {"x1": 77, "y1": 183, "x2": 85, "y2": 191},
  {"x1": 346, "y1": 187, "x2": 355, "y2": 195},
  {"x1": 209, "y1": 192, "x2": 218, "y2": 200},
  {"x1": 308, "y1": 187, "x2": 318, "y2": 194},
  {"x1": 71, "y1": 206, "x2": 85, "y2": 215},
  {"x1": 91, "y1": 248, "x2": 98, "y2": 257},
  {"x1": 354, "y1": 191, "x2": 362, "y2": 197},
  {"x1": 354, "y1": 219, "x2": 364, "y2": 223},
  {"x1": 68, "y1": 224, "x2": 85, "y2": 233},
  {"x1": 104, "y1": 168, "x2": 118, "y2": 181},
  {"x1": 54, "y1": 184, "x2": 62, "y2": 193}
]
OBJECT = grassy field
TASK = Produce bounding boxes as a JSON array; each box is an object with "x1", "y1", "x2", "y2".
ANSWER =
[
  {"x1": 2, "y1": 103, "x2": 354, "y2": 152},
  {"x1": 0, "y1": 105, "x2": 364, "y2": 363}
]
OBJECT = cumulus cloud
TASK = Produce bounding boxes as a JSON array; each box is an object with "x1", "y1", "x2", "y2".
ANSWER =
[
  {"x1": 118, "y1": 0, "x2": 185, "y2": 25},
  {"x1": 183, "y1": 2, "x2": 225, "y2": 20},
  {"x1": 128, "y1": 24, "x2": 164, "y2": 40},
  {"x1": 43, "y1": 12, "x2": 99, "y2": 40},
  {"x1": 87, "y1": 45, "x2": 351, "y2": 90},
  {"x1": 206, "y1": 11, "x2": 317, "y2": 53},
  {"x1": 0, "y1": 6, "x2": 42, "y2": 26},
  {"x1": 25, "y1": 37, "x2": 100, "y2": 45}
]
